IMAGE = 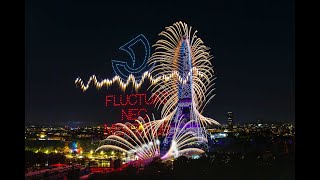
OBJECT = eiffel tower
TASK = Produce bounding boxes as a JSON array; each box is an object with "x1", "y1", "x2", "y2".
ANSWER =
[{"x1": 163, "y1": 36, "x2": 202, "y2": 148}]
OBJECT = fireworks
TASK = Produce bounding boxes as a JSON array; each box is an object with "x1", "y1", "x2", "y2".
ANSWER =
[
  {"x1": 161, "y1": 118, "x2": 208, "y2": 160},
  {"x1": 76, "y1": 21, "x2": 220, "y2": 161},
  {"x1": 96, "y1": 117, "x2": 160, "y2": 161},
  {"x1": 148, "y1": 21, "x2": 215, "y2": 118},
  {"x1": 75, "y1": 67, "x2": 205, "y2": 92}
]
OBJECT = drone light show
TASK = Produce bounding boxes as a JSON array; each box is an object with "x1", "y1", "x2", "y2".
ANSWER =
[
  {"x1": 75, "y1": 21, "x2": 220, "y2": 162},
  {"x1": 105, "y1": 93, "x2": 167, "y2": 121}
]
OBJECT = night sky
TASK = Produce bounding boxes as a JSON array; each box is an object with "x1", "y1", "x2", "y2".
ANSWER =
[{"x1": 25, "y1": 0, "x2": 294, "y2": 126}]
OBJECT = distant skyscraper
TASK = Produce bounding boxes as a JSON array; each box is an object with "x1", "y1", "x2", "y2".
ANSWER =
[{"x1": 227, "y1": 112, "x2": 233, "y2": 129}]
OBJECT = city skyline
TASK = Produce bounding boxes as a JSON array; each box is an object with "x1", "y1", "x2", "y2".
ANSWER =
[{"x1": 25, "y1": 0, "x2": 294, "y2": 126}]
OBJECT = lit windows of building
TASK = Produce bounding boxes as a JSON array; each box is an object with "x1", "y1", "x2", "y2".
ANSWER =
[{"x1": 227, "y1": 112, "x2": 233, "y2": 130}]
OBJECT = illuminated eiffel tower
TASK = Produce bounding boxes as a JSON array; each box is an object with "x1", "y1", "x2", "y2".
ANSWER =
[{"x1": 163, "y1": 36, "x2": 204, "y2": 148}]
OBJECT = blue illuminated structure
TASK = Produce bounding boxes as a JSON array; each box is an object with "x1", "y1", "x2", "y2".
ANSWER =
[
  {"x1": 210, "y1": 132, "x2": 228, "y2": 139},
  {"x1": 70, "y1": 141, "x2": 78, "y2": 153},
  {"x1": 112, "y1": 34, "x2": 152, "y2": 80}
]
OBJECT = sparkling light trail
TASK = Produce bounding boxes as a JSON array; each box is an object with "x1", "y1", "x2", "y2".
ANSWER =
[
  {"x1": 75, "y1": 67, "x2": 205, "y2": 92},
  {"x1": 96, "y1": 117, "x2": 160, "y2": 161}
]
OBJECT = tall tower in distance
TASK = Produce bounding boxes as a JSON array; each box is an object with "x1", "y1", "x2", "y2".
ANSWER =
[
  {"x1": 227, "y1": 112, "x2": 233, "y2": 130},
  {"x1": 163, "y1": 35, "x2": 194, "y2": 147}
]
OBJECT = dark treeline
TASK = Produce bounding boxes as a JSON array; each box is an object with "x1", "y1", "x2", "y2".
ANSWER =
[
  {"x1": 88, "y1": 151, "x2": 294, "y2": 180},
  {"x1": 25, "y1": 151, "x2": 66, "y2": 171}
]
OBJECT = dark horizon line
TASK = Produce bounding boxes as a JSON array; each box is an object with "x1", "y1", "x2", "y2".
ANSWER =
[{"x1": 25, "y1": 120, "x2": 295, "y2": 127}]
